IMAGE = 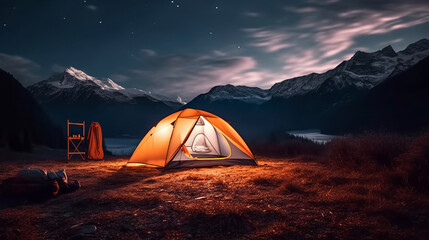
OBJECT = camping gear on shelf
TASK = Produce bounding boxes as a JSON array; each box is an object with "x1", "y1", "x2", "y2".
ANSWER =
[
  {"x1": 128, "y1": 108, "x2": 257, "y2": 169},
  {"x1": 86, "y1": 122, "x2": 104, "y2": 160},
  {"x1": 0, "y1": 168, "x2": 81, "y2": 199},
  {"x1": 67, "y1": 120, "x2": 86, "y2": 161}
]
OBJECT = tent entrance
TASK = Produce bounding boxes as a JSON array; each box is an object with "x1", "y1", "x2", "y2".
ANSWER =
[
  {"x1": 173, "y1": 116, "x2": 232, "y2": 161},
  {"x1": 188, "y1": 133, "x2": 231, "y2": 159}
]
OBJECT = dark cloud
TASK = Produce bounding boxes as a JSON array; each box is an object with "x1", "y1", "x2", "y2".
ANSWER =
[
  {"x1": 51, "y1": 64, "x2": 66, "y2": 73},
  {"x1": 117, "y1": 53, "x2": 260, "y2": 100},
  {"x1": 0, "y1": 53, "x2": 42, "y2": 86},
  {"x1": 212, "y1": 50, "x2": 227, "y2": 56}
]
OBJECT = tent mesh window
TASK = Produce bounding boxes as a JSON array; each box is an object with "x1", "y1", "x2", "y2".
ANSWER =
[{"x1": 181, "y1": 116, "x2": 230, "y2": 159}]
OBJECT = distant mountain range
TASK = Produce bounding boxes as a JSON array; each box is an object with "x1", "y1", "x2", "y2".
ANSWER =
[
  {"x1": 28, "y1": 67, "x2": 182, "y2": 137},
  {"x1": 191, "y1": 39, "x2": 429, "y2": 104},
  {"x1": 186, "y1": 38, "x2": 429, "y2": 138},
  {"x1": 323, "y1": 55, "x2": 429, "y2": 134},
  {"x1": 29, "y1": 67, "x2": 184, "y2": 107},
  {"x1": 3, "y1": 38, "x2": 428, "y2": 148},
  {"x1": 0, "y1": 69, "x2": 63, "y2": 151}
]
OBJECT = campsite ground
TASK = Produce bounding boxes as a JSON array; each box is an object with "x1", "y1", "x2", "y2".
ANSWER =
[{"x1": 0, "y1": 151, "x2": 428, "y2": 239}]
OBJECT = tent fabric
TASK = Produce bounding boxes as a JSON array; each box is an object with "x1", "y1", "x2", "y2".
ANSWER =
[
  {"x1": 86, "y1": 122, "x2": 104, "y2": 160},
  {"x1": 128, "y1": 108, "x2": 257, "y2": 168}
]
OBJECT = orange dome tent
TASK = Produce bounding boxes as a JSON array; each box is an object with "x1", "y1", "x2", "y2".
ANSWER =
[{"x1": 128, "y1": 108, "x2": 257, "y2": 169}]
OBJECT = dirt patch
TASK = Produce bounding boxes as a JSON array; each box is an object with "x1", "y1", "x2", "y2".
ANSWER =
[
  {"x1": 186, "y1": 212, "x2": 253, "y2": 237},
  {"x1": 251, "y1": 176, "x2": 282, "y2": 187}
]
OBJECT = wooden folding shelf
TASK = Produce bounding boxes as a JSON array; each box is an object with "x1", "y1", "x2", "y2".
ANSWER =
[{"x1": 67, "y1": 120, "x2": 86, "y2": 161}]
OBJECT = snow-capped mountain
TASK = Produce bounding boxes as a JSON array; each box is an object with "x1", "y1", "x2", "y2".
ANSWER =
[
  {"x1": 117, "y1": 88, "x2": 149, "y2": 98},
  {"x1": 187, "y1": 39, "x2": 429, "y2": 107},
  {"x1": 28, "y1": 67, "x2": 130, "y2": 103},
  {"x1": 270, "y1": 39, "x2": 429, "y2": 98},
  {"x1": 184, "y1": 39, "x2": 429, "y2": 137},
  {"x1": 28, "y1": 67, "x2": 183, "y2": 106},
  {"x1": 59, "y1": 67, "x2": 124, "y2": 91},
  {"x1": 391, "y1": 38, "x2": 429, "y2": 75},
  {"x1": 322, "y1": 54, "x2": 429, "y2": 134},
  {"x1": 0, "y1": 68, "x2": 63, "y2": 150},
  {"x1": 27, "y1": 67, "x2": 181, "y2": 137}
]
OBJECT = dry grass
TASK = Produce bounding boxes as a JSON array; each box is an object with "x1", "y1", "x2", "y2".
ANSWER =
[
  {"x1": 395, "y1": 132, "x2": 429, "y2": 192},
  {"x1": 250, "y1": 136, "x2": 324, "y2": 157},
  {"x1": 325, "y1": 133, "x2": 410, "y2": 170},
  {"x1": 323, "y1": 132, "x2": 429, "y2": 196},
  {"x1": 1, "y1": 154, "x2": 428, "y2": 239}
]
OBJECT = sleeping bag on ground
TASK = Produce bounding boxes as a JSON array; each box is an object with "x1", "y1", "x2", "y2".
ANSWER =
[
  {"x1": 86, "y1": 122, "x2": 104, "y2": 160},
  {"x1": 1, "y1": 168, "x2": 60, "y2": 198}
]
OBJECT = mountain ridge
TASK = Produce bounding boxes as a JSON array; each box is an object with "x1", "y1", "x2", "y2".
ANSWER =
[
  {"x1": 28, "y1": 67, "x2": 184, "y2": 106},
  {"x1": 193, "y1": 38, "x2": 429, "y2": 105},
  {"x1": 9, "y1": 38, "x2": 429, "y2": 139},
  {"x1": 27, "y1": 67, "x2": 180, "y2": 138},
  {"x1": 185, "y1": 38, "x2": 429, "y2": 138},
  {"x1": 321, "y1": 55, "x2": 429, "y2": 134}
]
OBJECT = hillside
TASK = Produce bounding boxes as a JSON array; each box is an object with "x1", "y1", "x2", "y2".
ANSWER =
[
  {"x1": 0, "y1": 69, "x2": 64, "y2": 151},
  {"x1": 322, "y1": 56, "x2": 429, "y2": 134},
  {"x1": 28, "y1": 67, "x2": 180, "y2": 137}
]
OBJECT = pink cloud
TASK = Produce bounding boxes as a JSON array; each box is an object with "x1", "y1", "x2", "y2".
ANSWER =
[
  {"x1": 243, "y1": 12, "x2": 261, "y2": 17},
  {"x1": 124, "y1": 54, "x2": 261, "y2": 99},
  {"x1": 0, "y1": 53, "x2": 42, "y2": 86},
  {"x1": 244, "y1": 28, "x2": 294, "y2": 52},
  {"x1": 285, "y1": 6, "x2": 318, "y2": 13},
  {"x1": 244, "y1": 1, "x2": 429, "y2": 80}
]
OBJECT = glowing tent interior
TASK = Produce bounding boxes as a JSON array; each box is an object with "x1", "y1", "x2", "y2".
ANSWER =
[{"x1": 128, "y1": 108, "x2": 257, "y2": 169}]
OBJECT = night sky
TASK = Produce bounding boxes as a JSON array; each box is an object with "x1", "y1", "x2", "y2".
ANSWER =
[{"x1": 1, "y1": 0, "x2": 429, "y2": 100}]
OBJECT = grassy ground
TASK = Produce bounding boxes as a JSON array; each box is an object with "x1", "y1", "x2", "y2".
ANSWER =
[{"x1": 1, "y1": 154, "x2": 428, "y2": 239}]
